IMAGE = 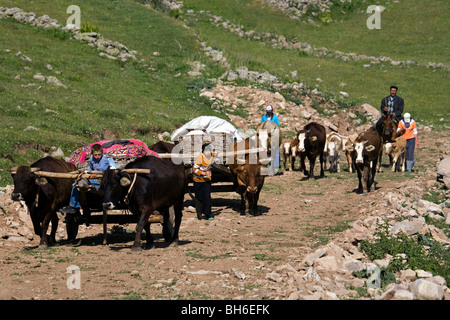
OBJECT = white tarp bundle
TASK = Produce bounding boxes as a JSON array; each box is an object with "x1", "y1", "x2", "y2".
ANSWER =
[{"x1": 171, "y1": 116, "x2": 243, "y2": 142}]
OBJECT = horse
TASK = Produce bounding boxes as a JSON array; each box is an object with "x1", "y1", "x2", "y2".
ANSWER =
[{"x1": 378, "y1": 114, "x2": 399, "y2": 172}]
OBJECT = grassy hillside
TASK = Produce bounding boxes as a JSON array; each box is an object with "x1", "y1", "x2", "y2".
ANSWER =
[
  {"x1": 180, "y1": 0, "x2": 449, "y2": 122},
  {"x1": 0, "y1": 0, "x2": 226, "y2": 185}
]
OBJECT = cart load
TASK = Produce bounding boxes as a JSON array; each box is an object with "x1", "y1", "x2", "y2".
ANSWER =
[{"x1": 69, "y1": 139, "x2": 158, "y2": 170}]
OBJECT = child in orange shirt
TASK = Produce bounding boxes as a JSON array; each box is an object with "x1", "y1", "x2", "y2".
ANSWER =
[
  {"x1": 397, "y1": 113, "x2": 419, "y2": 172},
  {"x1": 193, "y1": 142, "x2": 216, "y2": 220}
]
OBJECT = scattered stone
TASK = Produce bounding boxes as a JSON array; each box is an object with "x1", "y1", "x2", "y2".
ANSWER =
[
  {"x1": 266, "y1": 271, "x2": 283, "y2": 282},
  {"x1": 390, "y1": 217, "x2": 425, "y2": 236},
  {"x1": 409, "y1": 279, "x2": 444, "y2": 300}
]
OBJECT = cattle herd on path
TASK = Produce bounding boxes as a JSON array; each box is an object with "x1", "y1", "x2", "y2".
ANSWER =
[{"x1": 8, "y1": 119, "x2": 407, "y2": 251}]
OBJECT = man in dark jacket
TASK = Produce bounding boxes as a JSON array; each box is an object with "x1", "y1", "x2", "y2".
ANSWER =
[{"x1": 375, "y1": 86, "x2": 404, "y2": 136}]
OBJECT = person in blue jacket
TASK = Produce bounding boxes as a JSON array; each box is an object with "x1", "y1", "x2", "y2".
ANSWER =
[
  {"x1": 59, "y1": 144, "x2": 110, "y2": 221},
  {"x1": 260, "y1": 105, "x2": 280, "y2": 126},
  {"x1": 260, "y1": 105, "x2": 281, "y2": 174}
]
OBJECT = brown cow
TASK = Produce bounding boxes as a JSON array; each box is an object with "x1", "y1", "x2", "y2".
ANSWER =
[
  {"x1": 10, "y1": 156, "x2": 77, "y2": 247},
  {"x1": 228, "y1": 139, "x2": 266, "y2": 216},
  {"x1": 384, "y1": 136, "x2": 407, "y2": 172},
  {"x1": 296, "y1": 122, "x2": 326, "y2": 179},
  {"x1": 346, "y1": 127, "x2": 382, "y2": 194},
  {"x1": 342, "y1": 133, "x2": 358, "y2": 173}
]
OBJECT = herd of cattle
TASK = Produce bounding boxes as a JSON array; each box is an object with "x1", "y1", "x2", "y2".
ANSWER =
[{"x1": 7, "y1": 116, "x2": 406, "y2": 251}]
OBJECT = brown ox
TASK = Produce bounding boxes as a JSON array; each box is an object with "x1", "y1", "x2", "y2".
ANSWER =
[
  {"x1": 296, "y1": 122, "x2": 326, "y2": 179},
  {"x1": 378, "y1": 114, "x2": 398, "y2": 172},
  {"x1": 228, "y1": 139, "x2": 266, "y2": 216},
  {"x1": 10, "y1": 156, "x2": 77, "y2": 247},
  {"x1": 346, "y1": 127, "x2": 382, "y2": 194},
  {"x1": 342, "y1": 133, "x2": 358, "y2": 173}
]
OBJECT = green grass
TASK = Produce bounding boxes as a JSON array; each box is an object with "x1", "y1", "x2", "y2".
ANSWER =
[{"x1": 181, "y1": 0, "x2": 449, "y2": 124}]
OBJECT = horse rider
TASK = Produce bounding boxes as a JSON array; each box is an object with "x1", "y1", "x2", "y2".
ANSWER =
[{"x1": 375, "y1": 85, "x2": 404, "y2": 136}]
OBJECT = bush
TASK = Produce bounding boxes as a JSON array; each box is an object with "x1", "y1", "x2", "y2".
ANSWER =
[
  {"x1": 80, "y1": 23, "x2": 99, "y2": 33},
  {"x1": 359, "y1": 222, "x2": 450, "y2": 284}
]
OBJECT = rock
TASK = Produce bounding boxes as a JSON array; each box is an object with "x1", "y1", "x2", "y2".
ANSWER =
[
  {"x1": 422, "y1": 225, "x2": 450, "y2": 244},
  {"x1": 374, "y1": 259, "x2": 390, "y2": 269},
  {"x1": 390, "y1": 217, "x2": 425, "y2": 236},
  {"x1": 437, "y1": 157, "x2": 450, "y2": 187},
  {"x1": 400, "y1": 269, "x2": 416, "y2": 282},
  {"x1": 302, "y1": 292, "x2": 322, "y2": 300},
  {"x1": 415, "y1": 270, "x2": 433, "y2": 278},
  {"x1": 300, "y1": 110, "x2": 312, "y2": 120},
  {"x1": 339, "y1": 91, "x2": 349, "y2": 99},
  {"x1": 424, "y1": 276, "x2": 447, "y2": 287},
  {"x1": 376, "y1": 284, "x2": 413, "y2": 300},
  {"x1": 266, "y1": 271, "x2": 283, "y2": 282},
  {"x1": 409, "y1": 279, "x2": 444, "y2": 300},
  {"x1": 359, "y1": 103, "x2": 380, "y2": 120},
  {"x1": 24, "y1": 126, "x2": 38, "y2": 131},
  {"x1": 33, "y1": 73, "x2": 46, "y2": 82},
  {"x1": 130, "y1": 270, "x2": 140, "y2": 277},
  {"x1": 47, "y1": 76, "x2": 67, "y2": 88},
  {"x1": 417, "y1": 199, "x2": 444, "y2": 216},
  {"x1": 303, "y1": 267, "x2": 321, "y2": 282},
  {"x1": 314, "y1": 255, "x2": 341, "y2": 272},
  {"x1": 49, "y1": 146, "x2": 64, "y2": 158},
  {"x1": 302, "y1": 247, "x2": 327, "y2": 266},
  {"x1": 188, "y1": 70, "x2": 202, "y2": 77}
]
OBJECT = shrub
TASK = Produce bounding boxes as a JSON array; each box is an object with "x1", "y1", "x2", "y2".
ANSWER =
[
  {"x1": 80, "y1": 23, "x2": 99, "y2": 33},
  {"x1": 359, "y1": 222, "x2": 450, "y2": 284}
]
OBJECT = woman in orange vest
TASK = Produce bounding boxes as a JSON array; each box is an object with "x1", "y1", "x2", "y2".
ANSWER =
[
  {"x1": 397, "y1": 112, "x2": 419, "y2": 172},
  {"x1": 193, "y1": 142, "x2": 216, "y2": 220}
]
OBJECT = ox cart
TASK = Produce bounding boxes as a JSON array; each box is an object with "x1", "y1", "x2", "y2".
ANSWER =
[
  {"x1": 22, "y1": 139, "x2": 176, "y2": 246},
  {"x1": 23, "y1": 126, "x2": 268, "y2": 246}
]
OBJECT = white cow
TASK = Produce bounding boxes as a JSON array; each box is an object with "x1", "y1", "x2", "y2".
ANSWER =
[{"x1": 325, "y1": 132, "x2": 344, "y2": 173}]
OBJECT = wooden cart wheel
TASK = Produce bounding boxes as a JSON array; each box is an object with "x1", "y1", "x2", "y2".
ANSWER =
[{"x1": 162, "y1": 206, "x2": 175, "y2": 243}]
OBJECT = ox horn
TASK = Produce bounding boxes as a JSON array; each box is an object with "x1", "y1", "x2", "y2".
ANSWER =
[
  {"x1": 30, "y1": 167, "x2": 41, "y2": 172},
  {"x1": 8, "y1": 166, "x2": 18, "y2": 174}
]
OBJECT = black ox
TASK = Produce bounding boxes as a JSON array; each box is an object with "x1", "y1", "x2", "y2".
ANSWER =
[
  {"x1": 10, "y1": 156, "x2": 77, "y2": 247},
  {"x1": 100, "y1": 156, "x2": 185, "y2": 251}
]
